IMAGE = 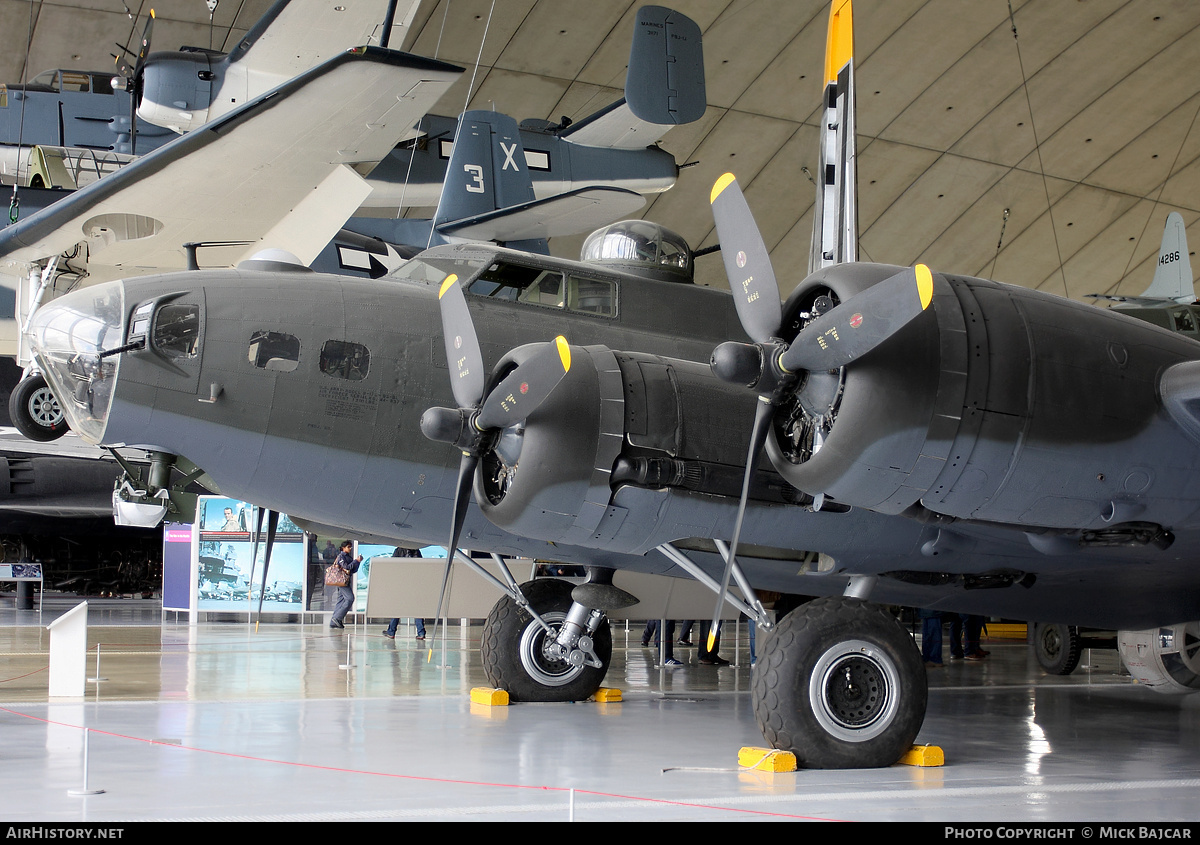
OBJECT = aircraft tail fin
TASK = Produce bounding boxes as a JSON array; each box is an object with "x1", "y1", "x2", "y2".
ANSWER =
[
  {"x1": 557, "y1": 6, "x2": 705, "y2": 149},
  {"x1": 1142, "y1": 212, "x2": 1196, "y2": 303},
  {"x1": 809, "y1": 0, "x2": 858, "y2": 274},
  {"x1": 428, "y1": 110, "x2": 647, "y2": 252},
  {"x1": 431, "y1": 110, "x2": 544, "y2": 250}
]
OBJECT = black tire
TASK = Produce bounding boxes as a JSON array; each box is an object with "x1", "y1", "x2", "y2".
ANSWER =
[
  {"x1": 753, "y1": 596, "x2": 927, "y2": 769},
  {"x1": 1033, "y1": 623, "x2": 1081, "y2": 675},
  {"x1": 480, "y1": 578, "x2": 612, "y2": 702},
  {"x1": 9, "y1": 375, "x2": 69, "y2": 442}
]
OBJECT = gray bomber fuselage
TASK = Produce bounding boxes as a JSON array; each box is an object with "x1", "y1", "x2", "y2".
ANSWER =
[{"x1": 28, "y1": 246, "x2": 1200, "y2": 629}]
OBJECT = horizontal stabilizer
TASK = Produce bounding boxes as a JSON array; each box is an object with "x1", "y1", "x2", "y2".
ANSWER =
[
  {"x1": 559, "y1": 99, "x2": 677, "y2": 149},
  {"x1": 0, "y1": 47, "x2": 461, "y2": 282},
  {"x1": 439, "y1": 187, "x2": 646, "y2": 242}
]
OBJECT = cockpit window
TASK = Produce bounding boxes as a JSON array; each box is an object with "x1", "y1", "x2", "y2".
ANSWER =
[
  {"x1": 152, "y1": 304, "x2": 200, "y2": 359},
  {"x1": 319, "y1": 340, "x2": 370, "y2": 381},
  {"x1": 248, "y1": 331, "x2": 300, "y2": 372},
  {"x1": 467, "y1": 262, "x2": 617, "y2": 317}
]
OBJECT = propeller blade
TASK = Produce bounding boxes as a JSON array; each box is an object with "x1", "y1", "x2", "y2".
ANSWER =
[
  {"x1": 255, "y1": 510, "x2": 279, "y2": 630},
  {"x1": 135, "y1": 9, "x2": 155, "y2": 65},
  {"x1": 710, "y1": 173, "x2": 783, "y2": 344},
  {"x1": 437, "y1": 275, "x2": 485, "y2": 409},
  {"x1": 429, "y1": 453, "x2": 477, "y2": 661},
  {"x1": 476, "y1": 337, "x2": 571, "y2": 431},
  {"x1": 128, "y1": 9, "x2": 154, "y2": 156},
  {"x1": 706, "y1": 398, "x2": 774, "y2": 651},
  {"x1": 779, "y1": 264, "x2": 934, "y2": 374}
]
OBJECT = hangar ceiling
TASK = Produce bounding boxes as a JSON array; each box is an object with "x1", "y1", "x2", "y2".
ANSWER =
[{"x1": 2, "y1": 0, "x2": 1198, "y2": 301}]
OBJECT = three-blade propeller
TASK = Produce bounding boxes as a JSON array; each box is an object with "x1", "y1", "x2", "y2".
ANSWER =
[
  {"x1": 420, "y1": 274, "x2": 572, "y2": 655},
  {"x1": 114, "y1": 9, "x2": 154, "y2": 155},
  {"x1": 704, "y1": 172, "x2": 934, "y2": 651}
]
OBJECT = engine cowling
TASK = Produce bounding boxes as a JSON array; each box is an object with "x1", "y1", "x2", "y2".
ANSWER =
[
  {"x1": 475, "y1": 345, "x2": 765, "y2": 550},
  {"x1": 137, "y1": 51, "x2": 215, "y2": 133},
  {"x1": 763, "y1": 263, "x2": 1200, "y2": 531},
  {"x1": 1118, "y1": 623, "x2": 1200, "y2": 693}
]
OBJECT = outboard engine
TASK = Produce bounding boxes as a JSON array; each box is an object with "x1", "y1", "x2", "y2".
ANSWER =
[
  {"x1": 758, "y1": 264, "x2": 1200, "y2": 532},
  {"x1": 137, "y1": 51, "x2": 215, "y2": 133}
]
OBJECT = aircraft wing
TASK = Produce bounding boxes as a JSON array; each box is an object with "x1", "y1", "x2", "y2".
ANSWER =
[
  {"x1": 0, "y1": 47, "x2": 461, "y2": 283},
  {"x1": 225, "y1": 0, "x2": 422, "y2": 81}
]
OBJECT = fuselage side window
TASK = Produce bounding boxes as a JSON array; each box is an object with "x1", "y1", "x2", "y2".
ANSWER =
[
  {"x1": 152, "y1": 303, "x2": 200, "y2": 359},
  {"x1": 248, "y1": 330, "x2": 300, "y2": 372},
  {"x1": 566, "y1": 275, "x2": 616, "y2": 316},
  {"x1": 319, "y1": 340, "x2": 370, "y2": 381},
  {"x1": 1171, "y1": 307, "x2": 1197, "y2": 334}
]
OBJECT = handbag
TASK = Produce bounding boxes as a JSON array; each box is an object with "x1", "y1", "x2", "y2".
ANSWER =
[{"x1": 324, "y1": 563, "x2": 349, "y2": 587}]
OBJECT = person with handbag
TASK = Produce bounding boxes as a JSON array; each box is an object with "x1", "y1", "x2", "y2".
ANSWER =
[{"x1": 326, "y1": 540, "x2": 361, "y2": 629}]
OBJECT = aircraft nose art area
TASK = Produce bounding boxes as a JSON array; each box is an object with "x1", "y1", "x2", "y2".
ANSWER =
[{"x1": 27, "y1": 281, "x2": 125, "y2": 444}]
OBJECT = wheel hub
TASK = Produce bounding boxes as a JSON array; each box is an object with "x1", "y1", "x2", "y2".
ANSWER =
[
  {"x1": 809, "y1": 639, "x2": 902, "y2": 742},
  {"x1": 519, "y1": 610, "x2": 587, "y2": 687},
  {"x1": 28, "y1": 386, "x2": 64, "y2": 428}
]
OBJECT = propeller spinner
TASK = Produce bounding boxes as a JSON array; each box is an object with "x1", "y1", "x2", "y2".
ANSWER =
[{"x1": 704, "y1": 172, "x2": 934, "y2": 650}]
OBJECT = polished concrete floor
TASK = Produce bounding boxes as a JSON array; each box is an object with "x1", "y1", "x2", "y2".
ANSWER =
[{"x1": 2, "y1": 595, "x2": 1200, "y2": 822}]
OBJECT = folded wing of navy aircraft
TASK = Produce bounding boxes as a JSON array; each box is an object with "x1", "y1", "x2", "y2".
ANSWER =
[{"x1": 16, "y1": 0, "x2": 1200, "y2": 772}]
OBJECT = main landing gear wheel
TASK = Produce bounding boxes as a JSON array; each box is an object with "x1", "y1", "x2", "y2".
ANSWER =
[
  {"x1": 1032, "y1": 622, "x2": 1081, "y2": 676},
  {"x1": 9, "y1": 374, "x2": 69, "y2": 442},
  {"x1": 481, "y1": 578, "x2": 611, "y2": 702},
  {"x1": 753, "y1": 596, "x2": 927, "y2": 769}
]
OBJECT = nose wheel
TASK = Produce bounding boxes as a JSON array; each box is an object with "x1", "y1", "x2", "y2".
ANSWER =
[{"x1": 9, "y1": 374, "x2": 69, "y2": 442}]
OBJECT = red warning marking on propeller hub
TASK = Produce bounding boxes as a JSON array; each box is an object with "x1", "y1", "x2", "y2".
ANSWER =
[
  {"x1": 849, "y1": 313, "x2": 863, "y2": 328},
  {"x1": 520, "y1": 382, "x2": 529, "y2": 394}
]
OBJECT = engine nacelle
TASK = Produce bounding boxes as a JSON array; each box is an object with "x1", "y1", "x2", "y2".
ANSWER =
[
  {"x1": 476, "y1": 345, "x2": 761, "y2": 550},
  {"x1": 764, "y1": 263, "x2": 1200, "y2": 531},
  {"x1": 1118, "y1": 623, "x2": 1200, "y2": 693},
  {"x1": 137, "y1": 51, "x2": 215, "y2": 133}
]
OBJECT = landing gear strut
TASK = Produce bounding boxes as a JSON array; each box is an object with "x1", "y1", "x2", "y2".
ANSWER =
[
  {"x1": 9, "y1": 374, "x2": 68, "y2": 441},
  {"x1": 753, "y1": 596, "x2": 927, "y2": 768},
  {"x1": 481, "y1": 578, "x2": 614, "y2": 702}
]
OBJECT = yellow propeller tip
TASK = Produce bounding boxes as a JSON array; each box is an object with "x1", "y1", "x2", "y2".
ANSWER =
[
  {"x1": 427, "y1": 648, "x2": 433, "y2": 662},
  {"x1": 706, "y1": 633, "x2": 717, "y2": 651},
  {"x1": 711, "y1": 172, "x2": 737, "y2": 204},
  {"x1": 437, "y1": 274, "x2": 459, "y2": 299},
  {"x1": 555, "y1": 336, "x2": 571, "y2": 373},
  {"x1": 915, "y1": 264, "x2": 933, "y2": 310}
]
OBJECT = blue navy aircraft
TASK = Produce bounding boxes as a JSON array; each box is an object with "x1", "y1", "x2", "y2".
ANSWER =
[
  {"x1": 12, "y1": 0, "x2": 1200, "y2": 770},
  {"x1": 1, "y1": 0, "x2": 701, "y2": 219}
]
